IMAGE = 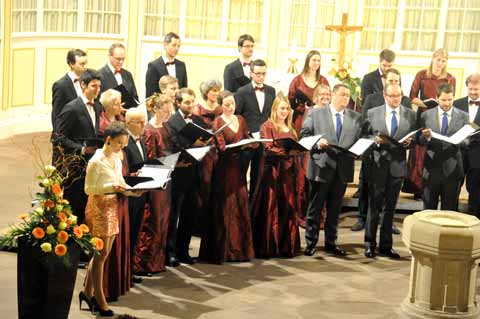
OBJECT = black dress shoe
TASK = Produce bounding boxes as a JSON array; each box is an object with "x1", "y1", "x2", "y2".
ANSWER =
[
  {"x1": 134, "y1": 271, "x2": 153, "y2": 277},
  {"x1": 304, "y1": 247, "x2": 316, "y2": 256},
  {"x1": 392, "y1": 225, "x2": 401, "y2": 235},
  {"x1": 78, "y1": 291, "x2": 93, "y2": 311},
  {"x1": 350, "y1": 220, "x2": 365, "y2": 231},
  {"x1": 167, "y1": 256, "x2": 180, "y2": 267},
  {"x1": 178, "y1": 254, "x2": 195, "y2": 265},
  {"x1": 91, "y1": 297, "x2": 114, "y2": 317},
  {"x1": 364, "y1": 247, "x2": 375, "y2": 258},
  {"x1": 379, "y1": 248, "x2": 400, "y2": 259},
  {"x1": 325, "y1": 244, "x2": 347, "y2": 256},
  {"x1": 132, "y1": 275, "x2": 143, "y2": 284}
]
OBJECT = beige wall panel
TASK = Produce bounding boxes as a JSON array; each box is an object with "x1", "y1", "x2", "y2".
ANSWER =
[
  {"x1": 12, "y1": 49, "x2": 35, "y2": 107},
  {"x1": 44, "y1": 48, "x2": 71, "y2": 105},
  {"x1": 86, "y1": 48, "x2": 109, "y2": 70}
]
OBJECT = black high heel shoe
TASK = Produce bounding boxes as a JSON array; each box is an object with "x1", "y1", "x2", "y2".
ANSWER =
[
  {"x1": 78, "y1": 291, "x2": 93, "y2": 311},
  {"x1": 91, "y1": 297, "x2": 114, "y2": 317}
]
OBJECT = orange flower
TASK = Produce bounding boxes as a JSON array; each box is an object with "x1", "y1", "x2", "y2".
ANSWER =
[
  {"x1": 56, "y1": 230, "x2": 69, "y2": 243},
  {"x1": 73, "y1": 226, "x2": 83, "y2": 239},
  {"x1": 43, "y1": 200, "x2": 55, "y2": 209},
  {"x1": 79, "y1": 224, "x2": 89, "y2": 233},
  {"x1": 91, "y1": 237, "x2": 104, "y2": 250},
  {"x1": 51, "y1": 183, "x2": 62, "y2": 196},
  {"x1": 32, "y1": 227, "x2": 45, "y2": 239},
  {"x1": 58, "y1": 212, "x2": 67, "y2": 222},
  {"x1": 54, "y1": 244, "x2": 67, "y2": 256}
]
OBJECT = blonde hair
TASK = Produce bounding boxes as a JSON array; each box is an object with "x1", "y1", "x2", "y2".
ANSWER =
[
  {"x1": 312, "y1": 84, "x2": 331, "y2": 104},
  {"x1": 270, "y1": 93, "x2": 297, "y2": 138},
  {"x1": 146, "y1": 93, "x2": 173, "y2": 114},
  {"x1": 99, "y1": 89, "x2": 121, "y2": 108},
  {"x1": 427, "y1": 48, "x2": 449, "y2": 79},
  {"x1": 158, "y1": 75, "x2": 178, "y2": 92}
]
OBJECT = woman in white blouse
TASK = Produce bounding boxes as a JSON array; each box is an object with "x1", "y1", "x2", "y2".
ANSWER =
[{"x1": 81, "y1": 121, "x2": 129, "y2": 317}]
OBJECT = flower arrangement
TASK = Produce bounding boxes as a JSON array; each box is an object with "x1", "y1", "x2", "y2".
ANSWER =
[
  {"x1": 330, "y1": 60, "x2": 362, "y2": 104},
  {"x1": 0, "y1": 164, "x2": 103, "y2": 266}
]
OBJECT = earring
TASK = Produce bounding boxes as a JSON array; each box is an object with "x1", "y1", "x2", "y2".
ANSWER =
[{"x1": 107, "y1": 142, "x2": 110, "y2": 145}]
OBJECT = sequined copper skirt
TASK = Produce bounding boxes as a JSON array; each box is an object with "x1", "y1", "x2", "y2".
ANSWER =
[{"x1": 85, "y1": 194, "x2": 119, "y2": 237}]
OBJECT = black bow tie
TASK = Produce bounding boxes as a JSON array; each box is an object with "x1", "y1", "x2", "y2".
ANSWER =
[
  {"x1": 469, "y1": 100, "x2": 480, "y2": 106},
  {"x1": 165, "y1": 60, "x2": 175, "y2": 66},
  {"x1": 254, "y1": 86, "x2": 264, "y2": 92}
]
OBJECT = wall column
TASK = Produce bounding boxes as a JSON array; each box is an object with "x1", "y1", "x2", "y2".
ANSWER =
[{"x1": 2, "y1": 0, "x2": 11, "y2": 111}]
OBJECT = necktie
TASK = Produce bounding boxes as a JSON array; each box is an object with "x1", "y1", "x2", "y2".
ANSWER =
[
  {"x1": 469, "y1": 100, "x2": 480, "y2": 106},
  {"x1": 165, "y1": 60, "x2": 175, "y2": 66},
  {"x1": 242, "y1": 62, "x2": 251, "y2": 67},
  {"x1": 441, "y1": 112, "x2": 448, "y2": 135},
  {"x1": 254, "y1": 86, "x2": 264, "y2": 92},
  {"x1": 391, "y1": 110, "x2": 398, "y2": 137},
  {"x1": 335, "y1": 113, "x2": 342, "y2": 141}
]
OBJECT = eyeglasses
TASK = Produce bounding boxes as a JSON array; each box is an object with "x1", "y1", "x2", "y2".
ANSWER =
[
  {"x1": 242, "y1": 45, "x2": 255, "y2": 49},
  {"x1": 112, "y1": 56, "x2": 125, "y2": 62},
  {"x1": 252, "y1": 72, "x2": 266, "y2": 77},
  {"x1": 130, "y1": 120, "x2": 145, "y2": 125},
  {"x1": 386, "y1": 94, "x2": 402, "y2": 98}
]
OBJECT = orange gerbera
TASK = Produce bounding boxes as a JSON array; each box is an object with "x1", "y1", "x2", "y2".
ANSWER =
[
  {"x1": 54, "y1": 244, "x2": 67, "y2": 256},
  {"x1": 58, "y1": 212, "x2": 67, "y2": 222},
  {"x1": 32, "y1": 227, "x2": 45, "y2": 239},
  {"x1": 56, "y1": 230, "x2": 69, "y2": 243},
  {"x1": 92, "y1": 237, "x2": 104, "y2": 250},
  {"x1": 51, "y1": 183, "x2": 62, "y2": 196},
  {"x1": 73, "y1": 226, "x2": 83, "y2": 239},
  {"x1": 79, "y1": 224, "x2": 89, "y2": 233},
  {"x1": 43, "y1": 200, "x2": 55, "y2": 209}
]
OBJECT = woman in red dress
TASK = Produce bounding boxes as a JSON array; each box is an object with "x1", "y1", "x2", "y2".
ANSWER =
[
  {"x1": 199, "y1": 90, "x2": 255, "y2": 264},
  {"x1": 134, "y1": 93, "x2": 174, "y2": 273},
  {"x1": 404, "y1": 48, "x2": 456, "y2": 199},
  {"x1": 251, "y1": 94, "x2": 301, "y2": 258},
  {"x1": 98, "y1": 89, "x2": 131, "y2": 302},
  {"x1": 288, "y1": 51, "x2": 330, "y2": 226}
]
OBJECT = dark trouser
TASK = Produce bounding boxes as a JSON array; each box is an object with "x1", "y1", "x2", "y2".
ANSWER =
[
  {"x1": 305, "y1": 177, "x2": 347, "y2": 249},
  {"x1": 466, "y1": 168, "x2": 480, "y2": 217},
  {"x1": 423, "y1": 176, "x2": 461, "y2": 211},
  {"x1": 63, "y1": 177, "x2": 87, "y2": 224},
  {"x1": 167, "y1": 181, "x2": 196, "y2": 258},
  {"x1": 364, "y1": 175, "x2": 403, "y2": 250},
  {"x1": 243, "y1": 146, "x2": 263, "y2": 201},
  {"x1": 357, "y1": 160, "x2": 369, "y2": 222},
  {"x1": 129, "y1": 195, "x2": 146, "y2": 271}
]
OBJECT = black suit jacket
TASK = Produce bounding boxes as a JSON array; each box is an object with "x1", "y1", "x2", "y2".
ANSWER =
[
  {"x1": 362, "y1": 92, "x2": 412, "y2": 119},
  {"x1": 234, "y1": 83, "x2": 276, "y2": 132},
  {"x1": 56, "y1": 97, "x2": 101, "y2": 156},
  {"x1": 145, "y1": 58, "x2": 188, "y2": 97},
  {"x1": 223, "y1": 59, "x2": 251, "y2": 93},
  {"x1": 361, "y1": 68, "x2": 383, "y2": 102},
  {"x1": 454, "y1": 96, "x2": 480, "y2": 169},
  {"x1": 124, "y1": 135, "x2": 147, "y2": 173},
  {"x1": 98, "y1": 64, "x2": 139, "y2": 103},
  {"x1": 51, "y1": 74, "x2": 79, "y2": 133}
]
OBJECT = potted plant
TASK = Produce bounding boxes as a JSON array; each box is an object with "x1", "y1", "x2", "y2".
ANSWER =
[{"x1": 0, "y1": 164, "x2": 103, "y2": 319}]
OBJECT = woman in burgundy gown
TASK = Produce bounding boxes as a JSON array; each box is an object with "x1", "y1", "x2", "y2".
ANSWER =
[
  {"x1": 192, "y1": 79, "x2": 223, "y2": 235},
  {"x1": 98, "y1": 90, "x2": 130, "y2": 301},
  {"x1": 134, "y1": 93, "x2": 173, "y2": 273},
  {"x1": 404, "y1": 48, "x2": 456, "y2": 198},
  {"x1": 251, "y1": 94, "x2": 301, "y2": 258},
  {"x1": 288, "y1": 51, "x2": 330, "y2": 227},
  {"x1": 199, "y1": 90, "x2": 255, "y2": 264}
]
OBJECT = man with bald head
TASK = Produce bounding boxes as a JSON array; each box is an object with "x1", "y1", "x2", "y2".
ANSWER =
[
  {"x1": 125, "y1": 107, "x2": 148, "y2": 283},
  {"x1": 454, "y1": 73, "x2": 480, "y2": 216}
]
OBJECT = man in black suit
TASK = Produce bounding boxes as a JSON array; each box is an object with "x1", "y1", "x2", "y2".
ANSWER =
[
  {"x1": 234, "y1": 59, "x2": 276, "y2": 199},
  {"x1": 56, "y1": 69, "x2": 101, "y2": 224},
  {"x1": 166, "y1": 88, "x2": 211, "y2": 267},
  {"x1": 223, "y1": 34, "x2": 255, "y2": 93},
  {"x1": 145, "y1": 32, "x2": 187, "y2": 98},
  {"x1": 420, "y1": 83, "x2": 469, "y2": 210},
  {"x1": 352, "y1": 48, "x2": 396, "y2": 232},
  {"x1": 363, "y1": 84, "x2": 417, "y2": 259},
  {"x1": 51, "y1": 49, "x2": 88, "y2": 164},
  {"x1": 453, "y1": 73, "x2": 480, "y2": 216},
  {"x1": 301, "y1": 84, "x2": 364, "y2": 257},
  {"x1": 98, "y1": 43, "x2": 139, "y2": 108},
  {"x1": 124, "y1": 107, "x2": 148, "y2": 282}
]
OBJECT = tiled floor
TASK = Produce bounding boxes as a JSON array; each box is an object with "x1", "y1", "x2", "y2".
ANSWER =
[{"x1": 0, "y1": 132, "x2": 478, "y2": 319}]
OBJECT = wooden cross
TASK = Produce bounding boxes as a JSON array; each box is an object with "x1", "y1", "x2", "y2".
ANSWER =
[{"x1": 326, "y1": 13, "x2": 363, "y2": 70}]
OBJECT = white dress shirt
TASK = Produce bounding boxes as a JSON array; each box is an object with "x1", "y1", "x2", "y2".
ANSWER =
[
  {"x1": 385, "y1": 104, "x2": 401, "y2": 136},
  {"x1": 252, "y1": 82, "x2": 265, "y2": 113},
  {"x1": 162, "y1": 55, "x2": 176, "y2": 78},
  {"x1": 468, "y1": 98, "x2": 480, "y2": 122},
  {"x1": 128, "y1": 130, "x2": 145, "y2": 160},
  {"x1": 437, "y1": 106, "x2": 453, "y2": 129},
  {"x1": 107, "y1": 62, "x2": 123, "y2": 85},
  {"x1": 68, "y1": 71, "x2": 82, "y2": 97},
  {"x1": 329, "y1": 104, "x2": 344, "y2": 132},
  {"x1": 239, "y1": 57, "x2": 251, "y2": 78},
  {"x1": 80, "y1": 94, "x2": 96, "y2": 129}
]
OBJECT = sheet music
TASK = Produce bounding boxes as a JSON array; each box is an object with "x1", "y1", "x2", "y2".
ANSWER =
[
  {"x1": 185, "y1": 145, "x2": 213, "y2": 161},
  {"x1": 430, "y1": 124, "x2": 477, "y2": 144},
  {"x1": 298, "y1": 134, "x2": 323, "y2": 150},
  {"x1": 225, "y1": 138, "x2": 273, "y2": 149},
  {"x1": 251, "y1": 132, "x2": 261, "y2": 139},
  {"x1": 348, "y1": 138, "x2": 375, "y2": 156},
  {"x1": 398, "y1": 129, "x2": 422, "y2": 143},
  {"x1": 127, "y1": 166, "x2": 171, "y2": 190}
]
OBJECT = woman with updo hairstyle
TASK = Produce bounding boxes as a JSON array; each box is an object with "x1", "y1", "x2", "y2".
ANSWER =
[
  {"x1": 199, "y1": 90, "x2": 255, "y2": 264},
  {"x1": 134, "y1": 93, "x2": 173, "y2": 273},
  {"x1": 194, "y1": 78, "x2": 223, "y2": 127},
  {"x1": 99, "y1": 89, "x2": 123, "y2": 134},
  {"x1": 250, "y1": 93, "x2": 301, "y2": 259}
]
